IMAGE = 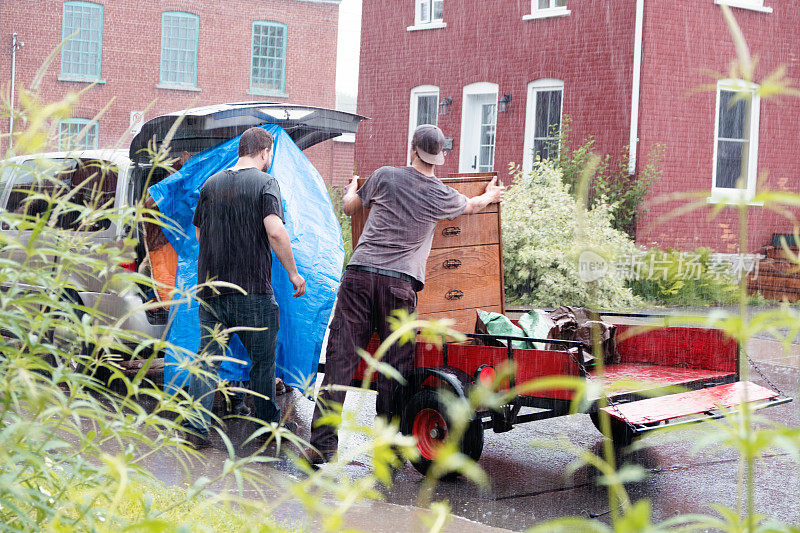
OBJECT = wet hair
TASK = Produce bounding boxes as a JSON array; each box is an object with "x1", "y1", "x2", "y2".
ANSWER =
[{"x1": 238, "y1": 127, "x2": 274, "y2": 158}]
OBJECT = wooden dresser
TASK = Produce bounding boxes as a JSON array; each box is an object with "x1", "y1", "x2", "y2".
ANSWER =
[{"x1": 351, "y1": 172, "x2": 505, "y2": 333}]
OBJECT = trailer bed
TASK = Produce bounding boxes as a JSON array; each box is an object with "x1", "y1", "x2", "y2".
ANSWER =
[{"x1": 588, "y1": 363, "x2": 735, "y2": 399}]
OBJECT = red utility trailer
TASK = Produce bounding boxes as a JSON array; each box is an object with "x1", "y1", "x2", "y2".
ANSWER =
[{"x1": 349, "y1": 312, "x2": 791, "y2": 476}]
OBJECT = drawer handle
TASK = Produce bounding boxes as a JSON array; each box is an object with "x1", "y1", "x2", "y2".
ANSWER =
[
  {"x1": 442, "y1": 226, "x2": 462, "y2": 237},
  {"x1": 443, "y1": 259, "x2": 462, "y2": 270},
  {"x1": 445, "y1": 289, "x2": 464, "y2": 301}
]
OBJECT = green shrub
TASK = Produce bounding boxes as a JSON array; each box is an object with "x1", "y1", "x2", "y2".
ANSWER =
[
  {"x1": 501, "y1": 160, "x2": 642, "y2": 309},
  {"x1": 553, "y1": 116, "x2": 664, "y2": 239},
  {"x1": 327, "y1": 184, "x2": 352, "y2": 270},
  {"x1": 626, "y1": 248, "x2": 740, "y2": 306}
]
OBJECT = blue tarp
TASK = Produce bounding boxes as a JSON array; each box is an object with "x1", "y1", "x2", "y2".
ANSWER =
[{"x1": 149, "y1": 124, "x2": 343, "y2": 392}]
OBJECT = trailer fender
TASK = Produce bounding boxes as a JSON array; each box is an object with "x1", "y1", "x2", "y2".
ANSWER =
[{"x1": 388, "y1": 366, "x2": 473, "y2": 418}]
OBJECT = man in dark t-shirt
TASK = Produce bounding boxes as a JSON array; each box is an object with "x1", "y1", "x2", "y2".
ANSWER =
[
  {"x1": 305, "y1": 124, "x2": 504, "y2": 464},
  {"x1": 184, "y1": 127, "x2": 306, "y2": 447}
]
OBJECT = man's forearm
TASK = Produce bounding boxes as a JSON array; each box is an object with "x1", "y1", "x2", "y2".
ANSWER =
[
  {"x1": 464, "y1": 192, "x2": 494, "y2": 215},
  {"x1": 268, "y1": 230, "x2": 300, "y2": 277}
]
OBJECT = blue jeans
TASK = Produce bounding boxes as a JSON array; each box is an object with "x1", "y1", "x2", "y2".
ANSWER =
[{"x1": 186, "y1": 293, "x2": 280, "y2": 436}]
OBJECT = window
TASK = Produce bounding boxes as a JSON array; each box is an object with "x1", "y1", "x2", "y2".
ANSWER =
[
  {"x1": 477, "y1": 103, "x2": 497, "y2": 172},
  {"x1": 525, "y1": 0, "x2": 570, "y2": 19},
  {"x1": 536, "y1": 0, "x2": 567, "y2": 10},
  {"x1": 409, "y1": 0, "x2": 445, "y2": 30},
  {"x1": 711, "y1": 80, "x2": 760, "y2": 200},
  {"x1": 408, "y1": 85, "x2": 440, "y2": 164},
  {"x1": 58, "y1": 119, "x2": 98, "y2": 151},
  {"x1": 60, "y1": 1, "x2": 103, "y2": 81},
  {"x1": 417, "y1": 0, "x2": 444, "y2": 24},
  {"x1": 160, "y1": 11, "x2": 199, "y2": 87},
  {"x1": 6, "y1": 158, "x2": 117, "y2": 232},
  {"x1": 251, "y1": 21, "x2": 287, "y2": 95},
  {"x1": 523, "y1": 79, "x2": 563, "y2": 171},
  {"x1": 459, "y1": 82, "x2": 499, "y2": 173}
]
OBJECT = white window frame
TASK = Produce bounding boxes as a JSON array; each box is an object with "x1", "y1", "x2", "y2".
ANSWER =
[
  {"x1": 408, "y1": 85, "x2": 440, "y2": 165},
  {"x1": 523, "y1": 79, "x2": 564, "y2": 172},
  {"x1": 459, "y1": 81, "x2": 499, "y2": 173},
  {"x1": 710, "y1": 79, "x2": 760, "y2": 202},
  {"x1": 714, "y1": 0, "x2": 772, "y2": 14},
  {"x1": 523, "y1": 0, "x2": 571, "y2": 20},
  {"x1": 408, "y1": 0, "x2": 446, "y2": 31}
]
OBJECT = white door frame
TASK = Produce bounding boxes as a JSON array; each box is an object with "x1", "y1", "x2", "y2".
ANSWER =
[{"x1": 459, "y1": 82, "x2": 499, "y2": 173}]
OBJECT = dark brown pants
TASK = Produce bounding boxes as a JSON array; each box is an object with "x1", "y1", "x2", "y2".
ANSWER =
[{"x1": 310, "y1": 268, "x2": 417, "y2": 452}]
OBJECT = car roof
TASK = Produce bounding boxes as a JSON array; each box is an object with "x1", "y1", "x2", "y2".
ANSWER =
[{"x1": 129, "y1": 102, "x2": 367, "y2": 164}]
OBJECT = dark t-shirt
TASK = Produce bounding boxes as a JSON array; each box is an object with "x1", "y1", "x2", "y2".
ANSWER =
[
  {"x1": 192, "y1": 167, "x2": 284, "y2": 300},
  {"x1": 348, "y1": 166, "x2": 467, "y2": 284}
]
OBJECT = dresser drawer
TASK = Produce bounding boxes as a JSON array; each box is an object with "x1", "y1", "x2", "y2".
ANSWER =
[
  {"x1": 418, "y1": 304, "x2": 502, "y2": 335},
  {"x1": 431, "y1": 212, "x2": 500, "y2": 249},
  {"x1": 418, "y1": 245, "x2": 503, "y2": 314}
]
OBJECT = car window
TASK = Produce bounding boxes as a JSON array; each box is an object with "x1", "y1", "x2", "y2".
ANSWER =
[
  {"x1": 0, "y1": 163, "x2": 15, "y2": 192},
  {"x1": 6, "y1": 158, "x2": 118, "y2": 232}
]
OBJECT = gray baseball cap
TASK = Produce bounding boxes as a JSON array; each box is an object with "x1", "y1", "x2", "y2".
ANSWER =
[{"x1": 411, "y1": 124, "x2": 446, "y2": 165}]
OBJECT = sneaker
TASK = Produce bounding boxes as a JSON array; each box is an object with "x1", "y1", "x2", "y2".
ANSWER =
[
  {"x1": 177, "y1": 428, "x2": 211, "y2": 450},
  {"x1": 227, "y1": 400, "x2": 251, "y2": 417},
  {"x1": 301, "y1": 446, "x2": 335, "y2": 467}
]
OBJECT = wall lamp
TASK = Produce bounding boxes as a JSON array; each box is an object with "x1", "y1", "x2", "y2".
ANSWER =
[
  {"x1": 498, "y1": 93, "x2": 512, "y2": 113},
  {"x1": 438, "y1": 97, "x2": 453, "y2": 116}
]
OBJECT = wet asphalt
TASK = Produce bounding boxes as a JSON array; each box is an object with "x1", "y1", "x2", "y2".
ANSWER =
[{"x1": 144, "y1": 350, "x2": 798, "y2": 532}]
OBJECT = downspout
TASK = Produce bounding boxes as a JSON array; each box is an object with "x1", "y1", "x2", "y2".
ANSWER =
[
  {"x1": 9, "y1": 33, "x2": 23, "y2": 153},
  {"x1": 628, "y1": 0, "x2": 644, "y2": 175}
]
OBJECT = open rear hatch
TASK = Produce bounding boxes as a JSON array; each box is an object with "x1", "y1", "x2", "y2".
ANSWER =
[{"x1": 129, "y1": 102, "x2": 367, "y2": 162}]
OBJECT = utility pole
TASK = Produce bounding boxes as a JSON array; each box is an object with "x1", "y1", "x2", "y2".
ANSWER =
[{"x1": 9, "y1": 33, "x2": 24, "y2": 152}]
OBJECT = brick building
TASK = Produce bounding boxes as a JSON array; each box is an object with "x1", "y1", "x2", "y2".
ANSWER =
[
  {"x1": 0, "y1": 0, "x2": 355, "y2": 182},
  {"x1": 355, "y1": 0, "x2": 799, "y2": 254}
]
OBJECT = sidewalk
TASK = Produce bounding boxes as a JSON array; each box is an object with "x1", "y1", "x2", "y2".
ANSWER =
[{"x1": 747, "y1": 336, "x2": 800, "y2": 367}]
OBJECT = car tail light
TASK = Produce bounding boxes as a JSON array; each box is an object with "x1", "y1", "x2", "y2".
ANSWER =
[{"x1": 475, "y1": 365, "x2": 495, "y2": 386}]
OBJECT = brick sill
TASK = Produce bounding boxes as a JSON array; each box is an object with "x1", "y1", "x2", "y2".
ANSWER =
[
  {"x1": 522, "y1": 9, "x2": 571, "y2": 21},
  {"x1": 707, "y1": 196, "x2": 764, "y2": 207},
  {"x1": 156, "y1": 84, "x2": 202, "y2": 92},
  {"x1": 714, "y1": 0, "x2": 772, "y2": 13},
  {"x1": 247, "y1": 90, "x2": 289, "y2": 98},
  {"x1": 58, "y1": 76, "x2": 106, "y2": 84},
  {"x1": 407, "y1": 22, "x2": 447, "y2": 32}
]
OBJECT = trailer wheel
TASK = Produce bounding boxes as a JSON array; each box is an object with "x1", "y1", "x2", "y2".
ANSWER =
[
  {"x1": 401, "y1": 389, "x2": 484, "y2": 478},
  {"x1": 590, "y1": 411, "x2": 635, "y2": 450}
]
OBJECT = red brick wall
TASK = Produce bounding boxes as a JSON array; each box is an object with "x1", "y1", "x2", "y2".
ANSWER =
[
  {"x1": 636, "y1": 0, "x2": 800, "y2": 253},
  {"x1": 355, "y1": 0, "x2": 637, "y2": 183},
  {"x1": 0, "y1": 0, "x2": 340, "y2": 178},
  {"x1": 331, "y1": 140, "x2": 355, "y2": 186}
]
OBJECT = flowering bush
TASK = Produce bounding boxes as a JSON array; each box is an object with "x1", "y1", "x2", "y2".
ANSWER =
[{"x1": 501, "y1": 161, "x2": 642, "y2": 309}]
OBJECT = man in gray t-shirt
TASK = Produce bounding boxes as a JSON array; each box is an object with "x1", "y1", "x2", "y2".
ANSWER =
[
  {"x1": 304, "y1": 124, "x2": 504, "y2": 465},
  {"x1": 348, "y1": 165, "x2": 467, "y2": 284}
]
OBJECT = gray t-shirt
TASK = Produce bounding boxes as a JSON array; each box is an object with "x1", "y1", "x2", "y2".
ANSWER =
[
  {"x1": 348, "y1": 166, "x2": 467, "y2": 285},
  {"x1": 193, "y1": 167, "x2": 283, "y2": 300}
]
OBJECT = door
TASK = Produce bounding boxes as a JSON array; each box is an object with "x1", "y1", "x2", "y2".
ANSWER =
[{"x1": 460, "y1": 93, "x2": 497, "y2": 173}]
